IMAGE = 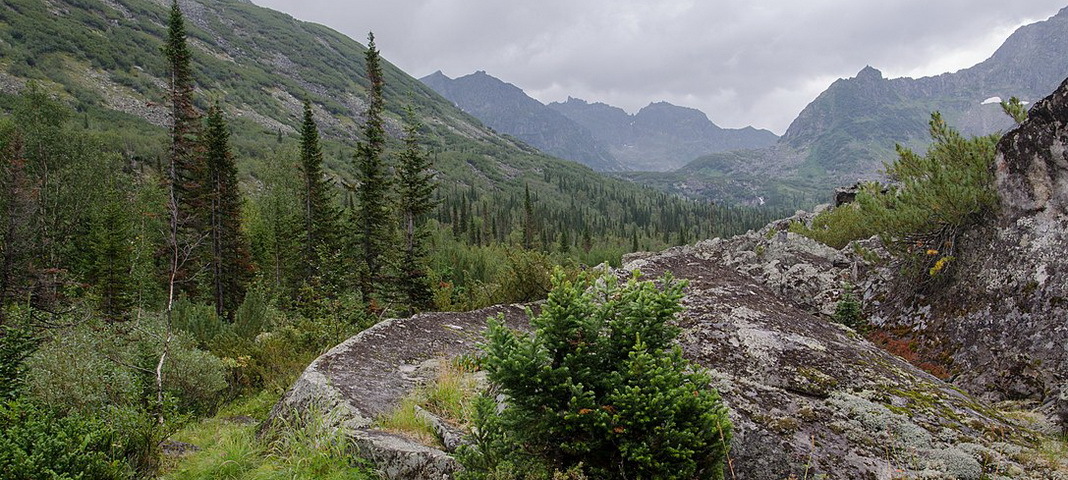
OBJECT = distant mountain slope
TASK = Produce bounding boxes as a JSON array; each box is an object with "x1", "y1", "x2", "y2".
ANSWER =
[
  {"x1": 629, "y1": 6, "x2": 1068, "y2": 206},
  {"x1": 549, "y1": 97, "x2": 779, "y2": 171},
  {"x1": 420, "y1": 70, "x2": 623, "y2": 171},
  {"x1": 419, "y1": 68, "x2": 778, "y2": 173},
  {"x1": 780, "y1": 6, "x2": 1068, "y2": 181}
]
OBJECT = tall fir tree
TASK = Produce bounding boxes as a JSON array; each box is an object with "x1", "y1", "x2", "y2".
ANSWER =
[
  {"x1": 395, "y1": 108, "x2": 436, "y2": 314},
  {"x1": 162, "y1": 0, "x2": 207, "y2": 309},
  {"x1": 522, "y1": 184, "x2": 536, "y2": 250},
  {"x1": 352, "y1": 32, "x2": 393, "y2": 307},
  {"x1": 0, "y1": 129, "x2": 35, "y2": 320},
  {"x1": 88, "y1": 182, "x2": 134, "y2": 321},
  {"x1": 204, "y1": 104, "x2": 252, "y2": 319},
  {"x1": 298, "y1": 101, "x2": 341, "y2": 286}
]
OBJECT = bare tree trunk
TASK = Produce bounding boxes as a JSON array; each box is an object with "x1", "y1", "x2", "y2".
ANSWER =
[{"x1": 155, "y1": 330, "x2": 171, "y2": 425}]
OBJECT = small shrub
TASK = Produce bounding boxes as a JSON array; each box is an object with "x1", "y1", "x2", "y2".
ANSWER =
[
  {"x1": 233, "y1": 285, "x2": 270, "y2": 339},
  {"x1": 793, "y1": 113, "x2": 998, "y2": 292},
  {"x1": 171, "y1": 299, "x2": 227, "y2": 348},
  {"x1": 24, "y1": 314, "x2": 228, "y2": 416},
  {"x1": 790, "y1": 199, "x2": 879, "y2": 250},
  {"x1": 0, "y1": 311, "x2": 38, "y2": 401},
  {"x1": 0, "y1": 401, "x2": 134, "y2": 480},
  {"x1": 832, "y1": 288, "x2": 864, "y2": 330},
  {"x1": 460, "y1": 270, "x2": 732, "y2": 480},
  {"x1": 493, "y1": 248, "x2": 554, "y2": 304}
]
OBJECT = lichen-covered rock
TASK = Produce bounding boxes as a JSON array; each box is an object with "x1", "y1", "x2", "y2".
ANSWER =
[
  {"x1": 270, "y1": 243, "x2": 1062, "y2": 479},
  {"x1": 266, "y1": 304, "x2": 531, "y2": 479},
  {"x1": 665, "y1": 213, "x2": 894, "y2": 319},
  {"x1": 873, "y1": 78, "x2": 1068, "y2": 429},
  {"x1": 995, "y1": 77, "x2": 1068, "y2": 218},
  {"x1": 623, "y1": 249, "x2": 1056, "y2": 480}
]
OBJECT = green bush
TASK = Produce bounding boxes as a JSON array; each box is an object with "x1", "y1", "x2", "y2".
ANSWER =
[
  {"x1": 233, "y1": 285, "x2": 270, "y2": 340},
  {"x1": 24, "y1": 314, "x2": 227, "y2": 416},
  {"x1": 832, "y1": 288, "x2": 864, "y2": 330},
  {"x1": 492, "y1": 248, "x2": 555, "y2": 304},
  {"x1": 459, "y1": 270, "x2": 732, "y2": 480},
  {"x1": 0, "y1": 310, "x2": 38, "y2": 401},
  {"x1": 171, "y1": 299, "x2": 227, "y2": 348},
  {"x1": 0, "y1": 401, "x2": 133, "y2": 480},
  {"x1": 788, "y1": 196, "x2": 880, "y2": 250},
  {"x1": 793, "y1": 113, "x2": 998, "y2": 288}
]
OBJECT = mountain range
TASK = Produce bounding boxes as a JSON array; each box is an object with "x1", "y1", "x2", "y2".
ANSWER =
[
  {"x1": 419, "y1": 7, "x2": 1068, "y2": 207},
  {"x1": 420, "y1": 70, "x2": 623, "y2": 171},
  {"x1": 648, "y1": 6, "x2": 1068, "y2": 206},
  {"x1": 421, "y1": 71, "x2": 778, "y2": 172}
]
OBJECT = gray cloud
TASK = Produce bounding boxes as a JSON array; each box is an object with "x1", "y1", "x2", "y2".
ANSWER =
[{"x1": 253, "y1": 0, "x2": 1065, "y2": 134}]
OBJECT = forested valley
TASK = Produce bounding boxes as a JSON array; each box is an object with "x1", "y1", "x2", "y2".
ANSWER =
[{"x1": 0, "y1": 2, "x2": 782, "y2": 477}]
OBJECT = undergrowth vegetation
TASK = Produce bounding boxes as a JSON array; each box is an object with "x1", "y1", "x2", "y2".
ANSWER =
[
  {"x1": 162, "y1": 393, "x2": 376, "y2": 480},
  {"x1": 378, "y1": 357, "x2": 479, "y2": 447}
]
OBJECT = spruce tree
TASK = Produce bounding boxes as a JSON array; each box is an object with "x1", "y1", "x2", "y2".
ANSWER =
[
  {"x1": 522, "y1": 184, "x2": 535, "y2": 250},
  {"x1": 466, "y1": 272, "x2": 732, "y2": 479},
  {"x1": 298, "y1": 101, "x2": 340, "y2": 285},
  {"x1": 0, "y1": 129, "x2": 34, "y2": 320},
  {"x1": 396, "y1": 108, "x2": 436, "y2": 314},
  {"x1": 352, "y1": 32, "x2": 393, "y2": 307},
  {"x1": 162, "y1": 0, "x2": 207, "y2": 309},
  {"x1": 204, "y1": 104, "x2": 252, "y2": 319},
  {"x1": 88, "y1": 183, "x2": 134, "y2": 321}
]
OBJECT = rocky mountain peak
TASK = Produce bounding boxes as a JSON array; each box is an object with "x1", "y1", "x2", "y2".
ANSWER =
[
  {"x1": 855, "y1": 65, "x2": 883, "y2": 80},
  {"x1": 423, "y1": 70, "x2": 450, "y2": 81}
]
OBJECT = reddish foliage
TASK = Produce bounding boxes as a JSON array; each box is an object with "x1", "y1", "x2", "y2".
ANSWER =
[{"x1": 867, "y1": 330, "x2": 952, "y2": 380}]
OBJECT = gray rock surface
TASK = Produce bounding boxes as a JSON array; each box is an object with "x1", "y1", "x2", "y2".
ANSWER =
[
  {"x1": 623, "y1": 246, "x2": 1055, "y2": 480},
  {"x1": 873, "y1": 77, "x2": 1068, "y2": 427},
  {"x1": 271, "y1": 239, "x2": 1063, "y2": 479},
  {"x1": 267, "y1": 304, "x2": 531, "y2": 479}
]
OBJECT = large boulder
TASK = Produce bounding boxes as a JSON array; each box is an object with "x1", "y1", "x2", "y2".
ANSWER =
[
  {"x1": 872, "y1": 78, "x2": 1068, "y2": 426},
  {"x1": 624, "y1": 247, "x2": 1054, "y2": 480},
  {"x1": 265, "y1": 305, "x2": 531, "y2": 479}
]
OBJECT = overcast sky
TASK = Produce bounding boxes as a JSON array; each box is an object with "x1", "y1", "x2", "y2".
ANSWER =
[{"x1": 252, "y1": 1, "x2": 1065, "y2": 134}]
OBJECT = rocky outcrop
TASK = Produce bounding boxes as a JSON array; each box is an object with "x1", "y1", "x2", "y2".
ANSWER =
[
  {"x1": 621, "y1": 246, "x2": 1056, "y2": 479},
  {"x1": 266, "y1": 305, "x2": 531, "y2": 479},
  {"x1": 995, "y1": 78, "x2": 1068, "y2": 218},
  {"x1": 272, "y1": 231, "x2": 1064, "y2": 479},
  {"x1": 873, "y1": 77, "x2": 1068, "y2": 428}
]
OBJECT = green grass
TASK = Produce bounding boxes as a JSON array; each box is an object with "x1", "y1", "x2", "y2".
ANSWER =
[
  {"x1": 377, "y1": 357, "x2": 479, "y2": 446},
  {"x1": 163, "y1": 392, "x2": 377, "y2": 480},
  {"x1": 378, "y1": 398, "x2": 439, "y2": 447}
]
